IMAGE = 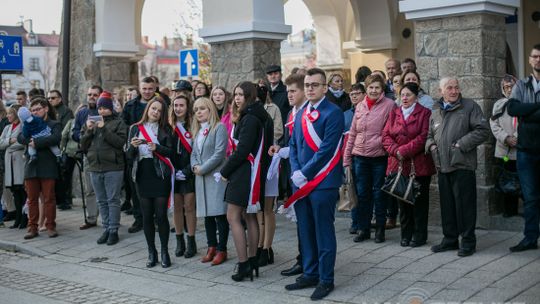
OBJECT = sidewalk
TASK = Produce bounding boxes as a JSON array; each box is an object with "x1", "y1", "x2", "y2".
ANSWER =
[{"x1": 0, "y1": 202, "x2": 539, "y2": 304}]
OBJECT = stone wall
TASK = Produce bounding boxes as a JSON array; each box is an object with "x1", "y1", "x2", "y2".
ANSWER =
[
  {"x1": 56, "y1": 0, "x2": 138, "y2": 110},
  {"x1": 414, "y1": 13, "x2": 507, "y2": 228},
  {"x1": 209, "y1": 39, "x2": 281, "y2": 90}
]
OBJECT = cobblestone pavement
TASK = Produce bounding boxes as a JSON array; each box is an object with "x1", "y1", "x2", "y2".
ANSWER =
[{"x1": 1, "y1": 202, "x2": 539, "y2": 304}]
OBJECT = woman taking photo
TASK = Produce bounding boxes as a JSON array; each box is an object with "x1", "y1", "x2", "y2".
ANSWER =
[
  {"x1": 0, "y1": 104, "x2": 27, "y2": 229},
  {"x1": 169, "y1": 95, "x2": 197, "y2": 258},
  {"x1": 382, "y1": 83, "x2": 435, "y2": 247},
  {"x1": 343, "y1": 75, "x2": 396, "y2": 243},
  {"x1": 220, "y1": 81, "x2": 270, "y2": 281},
  {"x1": 190, "y1": 97, "x2": 229, "y2": 266},
  {"x1": 17, "y1": 97, "x2": 62, "y2": 239},
  {"x1": 126, "y1": 97, "x2": 174, "y2": 268}
]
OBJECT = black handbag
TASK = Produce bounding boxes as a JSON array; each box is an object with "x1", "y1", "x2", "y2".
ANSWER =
[
  {"x1": 495, "y1": 167, "x2": 521, "y2": 196},
  {"x1": 381, "y1": 159, "x2": 421, "y2": 205}
]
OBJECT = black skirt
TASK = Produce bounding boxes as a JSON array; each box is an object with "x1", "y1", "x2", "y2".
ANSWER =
[
  {"x1": 174, "y1": 177, "x2": 195, "y2": 194},
  {"x1": 136, "y1": 158, "x2": 171, "y2": 198}
]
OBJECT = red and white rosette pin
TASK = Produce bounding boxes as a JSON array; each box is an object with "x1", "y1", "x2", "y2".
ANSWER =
[
  {"x1": 185, "y1": 131, "x2": 192, "y2": 139},
  {"x1": 309, "y1": 109, "x2": 320, "y2": 122},
  {"x1": 203, "y1": 128, "x2": 209, "y2": 136}
]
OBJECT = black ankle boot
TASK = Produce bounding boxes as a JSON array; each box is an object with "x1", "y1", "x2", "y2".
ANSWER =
[
  {"x1": 146, "y1": 247, "x2": 158, "y2": 268},
  {"x1": 231, "y1": 261, "x2": 253, "y2": 282},
  {"x1": 249, "y1": 256, "x2": 259, "y2": 277},
  {"x1": 375, "y1": 226, "x2": 385, "y2": 243},
  {"x1": 175, "y1": 234, "x2": 186, "y2": 257},
  {"x1": 161, "y1": 248, "x2": 171, "y2": 268},
  {"x1": 268, "y1": 247, "x2": 274, "y2": 264},
  {"x1": 18, "y1": 214, "x2": 28, "y2": 229},
  {"x1": 258, "y1": 249, "x2": 269, "y2": 267},
  {"x1": 184, "y1": 235, "x2": 197, "y2": 258}
]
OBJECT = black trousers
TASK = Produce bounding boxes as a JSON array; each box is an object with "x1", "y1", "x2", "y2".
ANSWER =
[
  {"x1": 399, "y1": 176, "x2": 431, "y2": 243},
  {"x1": 127, "y1": 165, "x2": 142, "y2": 223},
  {"x1": 204, "y1": 215, "x2": 229, "y2": 252},
  {"x1": 438, "y1": 170, "x2": 477, "y2": 250},
  {"x1": 55, "y1": 156, "x2": 77, "y2": 206}
]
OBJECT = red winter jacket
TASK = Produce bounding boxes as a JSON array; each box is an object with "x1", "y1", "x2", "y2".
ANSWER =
[{"x1": 382, "y1": 104, "x2": 435, "y2": 177}]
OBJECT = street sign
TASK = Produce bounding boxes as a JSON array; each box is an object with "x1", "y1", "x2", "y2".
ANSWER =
[
  {"x1": 179, "y1": 49, "x2": 198, "y2": 78},
  {"x1": 0, "y1": 35, "x2": 24, "y2": 72}
]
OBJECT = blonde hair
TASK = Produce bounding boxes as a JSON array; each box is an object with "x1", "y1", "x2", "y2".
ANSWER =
[{"x1": 191, "y1": 97, "x2": 220, "y2": 136}]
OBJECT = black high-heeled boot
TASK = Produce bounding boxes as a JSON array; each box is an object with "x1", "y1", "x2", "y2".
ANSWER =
[
  {"x1": 184, "y1": 235, "x2": 197, "y2": 258},
  {"x1": 256, "y1": 247, "x2": 263, "y2": 259},
  {"x1": 146, "y1": 247, "x2": 158, "y2": 268},
  {"x1": 175, "y1": 234, "x2": 185, "y2": 257},
  {"x1": 258, "y1": 249, "x2": 269, "y2": 267},
  {"x1": 231, "y1": 261, "x2": 253, "y2": 282},
  {"x1": 161, "y1": 247, "x2": 171, "y2": 268},
  {"x1": 249, "y1": 256, "x2": 259, "y2": 278},
  {"x1": 375, "y1": 226, "x2": 386, "y2": 243}
]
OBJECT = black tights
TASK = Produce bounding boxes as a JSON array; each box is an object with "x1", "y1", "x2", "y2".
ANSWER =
[{"x1": 140, "y1": 197, "x2": 169, "y2": 251}]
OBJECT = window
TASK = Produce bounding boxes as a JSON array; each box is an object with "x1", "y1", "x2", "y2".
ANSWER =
[
  {"x1": 29, "y1": 58, "x2": 40, "y2": 71},
  {"x1": 31, "y1": 80, "x2": 40, "y2": 89},
  {"x1": 2, "y1": 80, "x2": 11, "y2": 93}
]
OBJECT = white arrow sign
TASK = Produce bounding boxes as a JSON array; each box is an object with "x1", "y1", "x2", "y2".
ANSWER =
[{"x1": 184, "y1": 51, "x2": 194, "y2": 76}]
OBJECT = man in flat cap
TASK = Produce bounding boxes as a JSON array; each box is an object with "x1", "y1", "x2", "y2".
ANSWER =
[{"x1": 266, "y1": 65, "x2": 290, "y2": 126}]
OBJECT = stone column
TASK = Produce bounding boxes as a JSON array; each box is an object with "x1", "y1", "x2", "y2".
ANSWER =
[
  {"x1": 400, "y1": 0, "x2": 519, "y2": 229},
  {"x1": 199, "y1": 0, "x2": 291, "y2": 90}
]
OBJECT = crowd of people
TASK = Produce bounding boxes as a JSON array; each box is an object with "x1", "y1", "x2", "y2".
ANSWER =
[{"x1": 0, "y1": 44, "x2": 539, "y2": 301}]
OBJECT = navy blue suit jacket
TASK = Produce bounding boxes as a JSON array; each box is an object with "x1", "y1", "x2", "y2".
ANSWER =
[{"x1": 289, "y1": 97, "x2": 344, "y2": 190}]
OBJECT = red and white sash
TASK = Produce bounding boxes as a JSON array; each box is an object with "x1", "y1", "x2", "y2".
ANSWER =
[
  {"x1": 174, "y1": 122, "x2": 192, "y2": 154},
  {"x1": 246, "y1": 132, "x2": 264, "y2": 213},
  {"x1": 229, "y1": 124, "x2": 238, "y2": 152},
  {"x1": 278, "y1": 107, "x2": 343, "y2": 221},
  {"x1": 137, "y1": 124, "x2": 175, "y2": 209}
]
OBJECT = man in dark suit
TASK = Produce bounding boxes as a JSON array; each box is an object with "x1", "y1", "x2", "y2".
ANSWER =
[
  {"x1": 266, "y1": 65, "x2": 290, "y2": 127},
  {"x1": 285, "y1": 68, "x2": 344, "y2": 300}
]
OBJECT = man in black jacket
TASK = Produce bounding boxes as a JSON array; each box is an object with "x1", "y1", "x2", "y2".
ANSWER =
[
  {"x1": 121, "y1": 76, "x2": 158, "y2": 233},
  {"x1": 507, "y1": 44, "x2": 540, "y2": 252},
  {"x1": 266, "y1": 65, "x2": 290, "y2": 128}
]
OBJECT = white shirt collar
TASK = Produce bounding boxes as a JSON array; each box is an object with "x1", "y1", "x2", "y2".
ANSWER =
[{"x1": 309, "y1": 97, "x2": 325, "y2": 110}]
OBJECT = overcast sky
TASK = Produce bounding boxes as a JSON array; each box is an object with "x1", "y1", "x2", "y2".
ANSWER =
[{"x1": 0, "y1": 0, "x2": 313, "y2": 42}]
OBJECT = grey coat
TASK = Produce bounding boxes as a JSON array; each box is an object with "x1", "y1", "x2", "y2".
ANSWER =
[
  {"x1": 0, "y1": 124, "x2": 25, "y2": 186},
  {"x1": 191, "y1": 123, "x2": 228, "y2": 217}
]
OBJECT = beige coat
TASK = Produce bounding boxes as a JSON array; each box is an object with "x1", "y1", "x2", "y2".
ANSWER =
[
  {"x1": 490, "y1": 98, "x2": 518, "y2": 160},
  {"x1": 264, "y1": 102, "x2": 283, "y2": 143},
  {"x1": 0, "y1": 124, "x2": 25, "y2": 186}
]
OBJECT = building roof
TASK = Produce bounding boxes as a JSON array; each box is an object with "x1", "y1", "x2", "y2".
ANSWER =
[{"x1": 0, "y1": 24, "x2": 59, "y2": 47}]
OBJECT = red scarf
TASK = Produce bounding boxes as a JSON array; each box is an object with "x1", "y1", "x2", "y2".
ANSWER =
[{"x1": 366, "y1": 96, "x2": 377, "y2": 110}]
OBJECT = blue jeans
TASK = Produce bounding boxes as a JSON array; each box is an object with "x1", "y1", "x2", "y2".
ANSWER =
[
  {"x1": 516, "y1": 151, "x2": 540, "y2": 244},
  {"x1": 90, "y1": 170, "x2": 123, "y2": 232},
  {"x1": 353, "y1": 155, "x2": 388, "y2": 230}
]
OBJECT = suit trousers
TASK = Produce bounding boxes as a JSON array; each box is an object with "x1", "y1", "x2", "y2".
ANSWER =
[
  {"x1": 25, "y1": 178, "x2": 56, "y2": 232},
  {"x1": 437, "y1": 170, "x2": 477, "y2": 250},
  {"x1": 294, "y1": 188, "x2": 338, "y2": 284}
]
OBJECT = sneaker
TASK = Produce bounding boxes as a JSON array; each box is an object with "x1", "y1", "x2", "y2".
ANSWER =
[
  {"x1": 97, "y1": 231, "x2": 109, "y2": 244},
  {"x1": 47, "y1": 229, "x2": 59, "y2": 238}
]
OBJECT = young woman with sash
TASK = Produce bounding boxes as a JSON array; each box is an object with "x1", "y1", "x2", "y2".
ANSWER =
[
  {"x1": 126, "y1": 97, "x2": 174, "y2": 268},
  {"x1": 190, "y1": 97, "x2": 229, "y2": 266},
  {"x1": 220, "y1": 81, "x2": 272, "y2": 281},
  {"x1": 169, "y1": 95, "x2": 197, "y2": 258}
]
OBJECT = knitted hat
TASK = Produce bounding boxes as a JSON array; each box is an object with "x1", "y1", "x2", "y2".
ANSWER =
[
  {"x1": 97, "y1": 91, "x2": 114, "y2": 111},
  {"x1": 18, "y1": 106, "x2": 33, "y2": 123}
]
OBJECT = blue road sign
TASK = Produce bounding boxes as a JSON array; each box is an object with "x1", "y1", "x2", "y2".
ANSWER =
[
  {"x1": 0, "y1": 35, "x2": 24, "y2": 72},
  {"x1": 179, "y1": 49, "x2": 198, "y2": 78}
]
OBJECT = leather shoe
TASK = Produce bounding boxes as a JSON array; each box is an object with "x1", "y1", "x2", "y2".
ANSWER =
[
  {"x1": 107, "y1": 232, "x2": 119, "y2": 245},
  {"x1": 400, "y1": 239, "x2": 410, "y2": 247},
  {"x1": 410, "y1": 240, "x2": 426, "y2": 248},
  {"x1": 23, "y1": 231, "x2": 38, "y2": 240},
  {"x1": 509, "y1": 241, "x2": 538, "y2": 252},
  {"x1": 97, "y1": 231, "x2": 109, "y2": 244},
  {"x1": 211, "y1": 251, "x2": 227, "y2": 266},
  {"x1": 431, "y1": 242, "x2": 459, "y2": 253},
  {"x1": 48, "y1": 229, "x2": 59, "y2": 238},
  {"x1": 281, "y1": 263, "x2": 303, "y2": 276},
  {"x1": 385, "y1": 218, "x2": 396, "y2": 229},
  {"x1": 128, "y1": 222, "x2": 142, "y2": 233},
  {"x1": 79, "y1": 222, "x2": 96, "y2": 230},
  {"x1": 349, "y1": 227, "x2": 358, "y2": 235},
  {"x1": 457, "y1": 248, "x2": 475, "y2": 257},
  {"x1": 310, "y1": 283, "x2": 334, "y2": 301},
  {"x1": 353, "y1": 230, "x2": 370, "y2": 242},
  {"x1": 285, "y1": 277, "x2": 318, "y2": 291}
]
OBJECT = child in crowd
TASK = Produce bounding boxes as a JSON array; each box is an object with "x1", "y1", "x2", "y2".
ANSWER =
[{"x1": 17, "y1": 107, "x2": 61, "y2": 161}]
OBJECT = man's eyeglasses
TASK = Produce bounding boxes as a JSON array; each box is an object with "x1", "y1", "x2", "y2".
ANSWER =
[
  {"x1": 304, "y1": 83, "x2": 325, "y2": 89},
  {"x1": 350, "y1": 91, "x2": 365, "y2": 97}
]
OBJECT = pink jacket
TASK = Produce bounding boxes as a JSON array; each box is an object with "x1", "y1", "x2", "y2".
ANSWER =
[
  {"x1": 343, "y1": 95, "x2": 396, "y2": 166},
  {"x1": 220, "y1": 111, "x2": 234, "y2": 156}
]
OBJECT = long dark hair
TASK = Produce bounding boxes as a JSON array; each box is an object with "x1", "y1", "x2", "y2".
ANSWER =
[
  {"x1": 169, "y1": 95, "x2": 192, "y2": 130},
  {"x1": 233, "y1": 81, "x2": 257, "y2": 110},
  {"x1": 136, "y1": 97, "x2": 169, "y2": 130}
]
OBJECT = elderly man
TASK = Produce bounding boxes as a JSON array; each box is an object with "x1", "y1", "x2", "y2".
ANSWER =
[
  {"x1": 384, "y1": 58, "x2": 401, "y2": 100},
  {"x1": 507, "y1": 44, "x2": 540, "y2": 252},
  {"x1": 426, "y1": 77, "x2": 490, "y2": 257},
  {"x1": 266, "y1": 65, "x2": 290, "y2": 126}
]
